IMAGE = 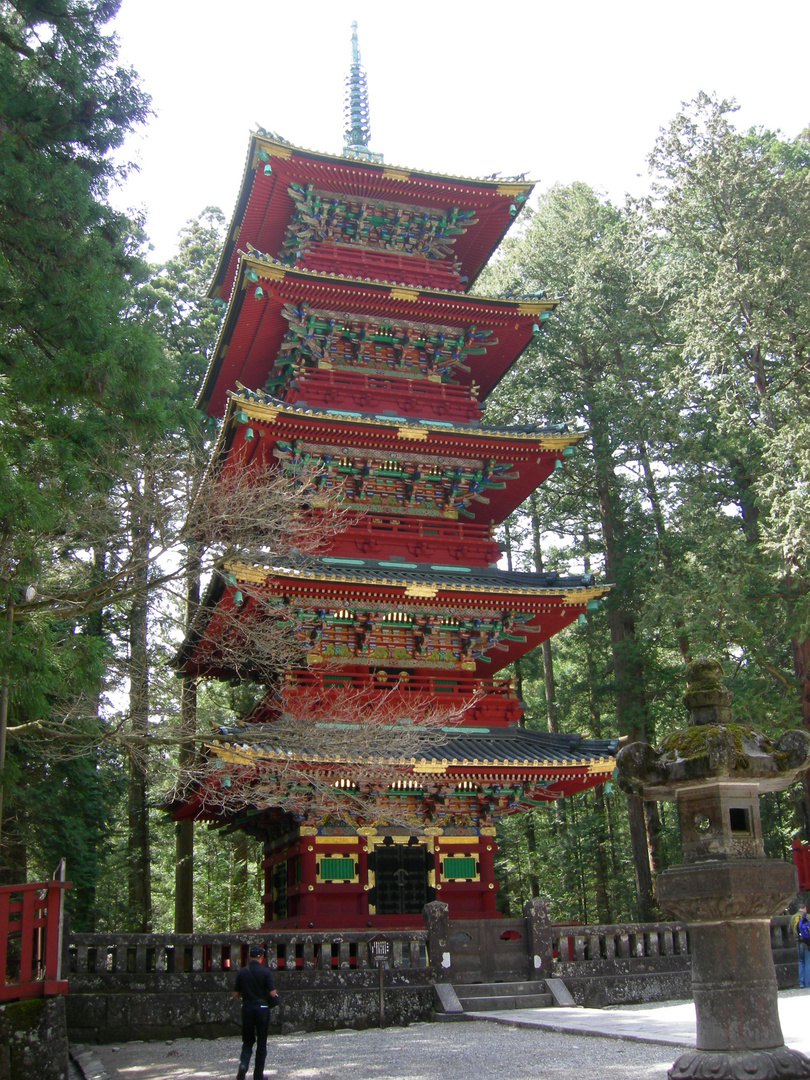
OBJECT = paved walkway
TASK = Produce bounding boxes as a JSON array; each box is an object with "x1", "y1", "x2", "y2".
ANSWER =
[
  {"x1": 72, "y1": 990, "x2": 810, "y2": 1080},
  {"x1": 468, "y1": 988, "x2": 810, "y2": 1053}
]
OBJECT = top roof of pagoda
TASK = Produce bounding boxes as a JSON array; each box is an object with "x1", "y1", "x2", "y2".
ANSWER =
[{"x1": 208, "y1": 130, "x2": 534, "y2": 302}]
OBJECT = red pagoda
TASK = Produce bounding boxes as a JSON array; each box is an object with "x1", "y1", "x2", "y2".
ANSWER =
[{"x1": 176, "y1": 25, "x2": 615, "y2": 929}]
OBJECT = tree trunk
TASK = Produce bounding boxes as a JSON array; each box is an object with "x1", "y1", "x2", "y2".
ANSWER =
[
  {"x1": 638, "y1": 440, "x2": 690, "y2": 661},
  {"x1": 502, "y1": 518, "x2": 526, "y2": 714},
  {"x1": 127, "y1": 480, "x2": 152, "y2": 933},
  {"x1": 625, "y1": 792, "x2": 655, "y2": 919},
  {"x1": 523, "y1": 813, "x2": 541, "y2": 899},
  {"x1": 586, "y1": 367, "x2": 657, "y2": 918},
  {"x1": 794, "y1": 635, "x2": 810, "y2": 732},
  {"x1": 584, "y1": 622, "x2": 613, "y2": 923},
  {"x1": 528, "y1": 494, "x2": 558, "y2": 732},
  {"x1": 174, "y1": 672, "x2": 196, "y2": 934},
  {"x1": 592, "y1": 786, "x2": 613, "y2": 923},
  {"x1": 174, "y1": 544, "x2": 201, "y2": 933}
]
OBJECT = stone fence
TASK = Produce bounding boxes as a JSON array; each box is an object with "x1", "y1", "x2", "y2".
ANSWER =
[
  {"x1": 63, "y1": 911, "x2": 799, "y2": 1040},
  {"x1": 549, "y1": 915, "x2": 796, "y2": 1007},
  {"x1": 66, "y1": 926, "x2": 435, "y2": 1043},
  {"x1": 67, "y1": 927, "x2": 431, "y2": 979}
]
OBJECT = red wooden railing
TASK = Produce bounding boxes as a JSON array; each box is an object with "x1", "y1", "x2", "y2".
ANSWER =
[
  {"x1": 793, "y1": 839, "x2": 810, "y2": 892},
  {"x1": 0, "y1": 866, "x2": 71, "y2": 1001}
]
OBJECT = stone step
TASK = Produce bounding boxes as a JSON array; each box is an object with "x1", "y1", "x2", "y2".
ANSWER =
[
  {"x1": 456, "y1": 980, "x2": 545, "y2": 997},
  {"x1": 459, "y1": 992, "x2": 553, "y2": 1011}
]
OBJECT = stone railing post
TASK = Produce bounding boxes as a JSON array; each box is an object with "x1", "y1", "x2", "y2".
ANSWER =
[
  {"x1": 423, "y1": 901, "x2": 451, "y2": 980},
  {"x1": 524, "y1": 897, "x2": 553, "y2": 980}
]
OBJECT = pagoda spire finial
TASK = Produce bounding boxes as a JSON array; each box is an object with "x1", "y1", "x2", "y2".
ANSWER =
[{"x1": 343, "y1": 21, "x2": 383, "y2": 164}]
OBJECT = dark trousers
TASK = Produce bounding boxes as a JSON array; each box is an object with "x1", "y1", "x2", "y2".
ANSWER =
[
  {"x1": 799, "y1": 941, "x2": 810, "y2": 988},
  {"x1": 239, "y1": 1001, "x2": 270, "y2": 1079}
]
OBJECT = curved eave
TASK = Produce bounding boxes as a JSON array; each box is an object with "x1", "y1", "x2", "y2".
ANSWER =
[
  {"x1": 175, "y1": 556, "x2": 612, "y2": 679},
  {"x1": 204, "y1": 739, "x2": 616, "y2": 776},
  {"x1": 224, "y1": 388, "x2": 580, "y2": 447},
  {"x1": 198, "y1": 254, "x2": 557, "y2": 415},
  {"x1": 195, "y1": 390, "x2": 582, "y2": 530},
  {"x1": 209, "y1": 131, "x2": 535, "y2": 302},
  {"x1": 225, "y1": 557, "x2": 607, "y2": 601}
]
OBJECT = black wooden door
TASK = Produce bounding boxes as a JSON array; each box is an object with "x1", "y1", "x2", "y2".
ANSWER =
[{"x1": 374, "y1": 844, "x2": 428, "y2": 915}]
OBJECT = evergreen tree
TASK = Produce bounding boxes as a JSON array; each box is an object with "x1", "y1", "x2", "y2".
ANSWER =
[
  {"x1": 0, "y1": 1, "x2": 179, "y2": 912},
  {"x1": 480, "y1": 183, "x2": 673, "y2": 918},
  {"x1": 640, "y1": 95, "x2": 810, "y2": 739}
]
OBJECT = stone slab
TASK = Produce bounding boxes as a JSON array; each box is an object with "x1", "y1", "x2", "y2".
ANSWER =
[
  {"x1": 434, "y1": 982, "x2": 464, "y2": 1013},
  {"x1": 546, "y1": 977, "x2": 578, "y2": 1007}
]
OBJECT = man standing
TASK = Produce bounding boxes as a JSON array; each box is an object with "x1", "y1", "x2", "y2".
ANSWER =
[
  {"x1": 233, "y1": 943, "x2": 278, "y2": 1080},
  {"x1": 796, "y1": 902, "x2": 810, "y2": 989}
]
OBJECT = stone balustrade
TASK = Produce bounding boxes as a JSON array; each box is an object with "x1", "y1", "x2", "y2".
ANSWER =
[
  {"x1": 62, "y1": 915, "x2": 798, "y2": 1040},
  {"x1": 68, "y1": 928, "x2": 430, "y2": 977},
  {"x1": 552, "y1": 920, "x2": 690, "y2": 963},
  {"x1": 551, "y1": 915, "x2": 792, "y2": 966},
  {"x1": 548, "y1": 915, "x2": 795, "y2": 1008}
]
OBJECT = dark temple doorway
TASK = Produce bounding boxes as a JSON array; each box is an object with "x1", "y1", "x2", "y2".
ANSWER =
[{"x1": 373, "y1": 843, "x2": 429, "y2": 915}]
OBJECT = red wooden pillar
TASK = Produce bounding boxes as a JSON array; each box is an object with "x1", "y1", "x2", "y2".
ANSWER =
[
  {"x1": 479, "y1": 837, "x2": 498, "y2": 916},
  {"x1": 297, "y1": 839, "x2": 318, "y2": 922},
  {"x1": 0, "y1": 890, "x2": 9, "y2": 986},
  {"x1": 19, "y1": 887, "x2": 35, "y2": 984}
]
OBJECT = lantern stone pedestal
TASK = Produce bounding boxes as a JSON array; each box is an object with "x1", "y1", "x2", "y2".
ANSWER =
[{"x1": 617, "y1": 659, "x2": 810, "y2": 1080}]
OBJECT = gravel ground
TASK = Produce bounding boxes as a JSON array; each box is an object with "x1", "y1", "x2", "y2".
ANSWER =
[{"x1": 76, "y1": 1020, "x2": 687, "y2": 1080}]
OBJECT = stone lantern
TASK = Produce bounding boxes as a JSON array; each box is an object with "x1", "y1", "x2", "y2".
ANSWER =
[{"x1": 617, "y1": 658, "x2": 810, "y2": 1080}]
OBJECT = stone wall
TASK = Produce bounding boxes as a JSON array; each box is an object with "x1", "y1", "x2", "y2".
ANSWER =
[
  {"x1": 0, "y1": 995, "x2": 69, "y2": 1080},
  {"x1": 62, "y1": 914, "x2": 799, "y2": 1042},
  {"x1": 549, "y1": 915, "x2": 797, "y2": 1008},
  {"x1": 66, "y1": 971, "x2": 433, "y2": 1043}
]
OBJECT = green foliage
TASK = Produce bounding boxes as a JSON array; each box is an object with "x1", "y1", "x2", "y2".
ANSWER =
[
  {"x1": 92, "y1": 805, "x2": 264, "y2": 933},
  {"x1": 139, "y1": 206, "x2": 228, "y2": 397},
  {"x1": 17, "y1": 743, "x2": 126, "y2": 931},
  {"x1": 481, "y1": 96, "x2": 810, "y2": 922},
  {"x1": 0, "y1": 4, "x2": 221, "y2": 925}
]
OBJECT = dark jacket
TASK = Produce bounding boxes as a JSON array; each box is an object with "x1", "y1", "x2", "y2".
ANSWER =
[{"x1": 234, "y1": 959, "x2": 276, "y2": 1005}]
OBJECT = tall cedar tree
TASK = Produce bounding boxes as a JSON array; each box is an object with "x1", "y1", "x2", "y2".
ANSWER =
[
  {"x1": 479, "y1": 184, "x2": 674, "y2": 918},
  {"x1": 0, "y1": 1, "x2": 178, "y2": 921},
  {"x1": 136, "y1": 207, "x2": 227, "y2": 931}
]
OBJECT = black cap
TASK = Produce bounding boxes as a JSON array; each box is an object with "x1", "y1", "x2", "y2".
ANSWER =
[{"x1": 249, "y1": 944, "x2": 265, "y2": 957}]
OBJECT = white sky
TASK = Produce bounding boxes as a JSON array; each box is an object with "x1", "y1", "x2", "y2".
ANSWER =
[{"x1": 111, "y1": 0, "x2": 810, "y2": 263}]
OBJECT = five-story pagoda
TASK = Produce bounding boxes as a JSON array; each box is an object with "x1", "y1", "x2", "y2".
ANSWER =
[{"x1": 175, "y1": 25, "x2": 616, "y2": 929}]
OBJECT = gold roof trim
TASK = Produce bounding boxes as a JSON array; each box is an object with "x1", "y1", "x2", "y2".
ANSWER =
[
  {"x1": 227, "y1": 390, "x2": 582, "y2": 448},
  {"x1": 238, "y1": 253, "x2": 557, "y2": 309},
  {"x1": 251, "y1": 131, "x2": 535, "y2": 192},
  {"x1": 250, "y1": 262, "x2": 286, "y2": 282},
  {"x1": 587, "y1": 761, "x2": 616, "y2": 774},
  {"x1": 404, "y1": 583, "x2": 439, "y2": 599},
  {"x1": 253, "y1": 139, "x2": 292, "y2": 161},
  {"x1": 221, "y1": 559, "x2": 611, "y2": 603},
  {"x1": 497, "y1": 182, "x2": 530, "y2": 196},
  {"x1": 396, "y1": 425, "x2": 429, "y2": 441}
]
